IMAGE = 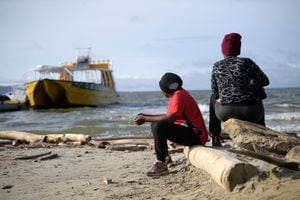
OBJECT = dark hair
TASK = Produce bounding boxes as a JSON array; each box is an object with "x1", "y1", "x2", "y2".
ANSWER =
[{"x1": 159, "y1": 72, "x2": 183, "y2": 94}]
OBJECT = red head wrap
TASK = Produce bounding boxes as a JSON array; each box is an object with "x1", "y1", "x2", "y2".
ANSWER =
[{"x1": 221, "y1": 33, "x2": 242, "y2": 56}]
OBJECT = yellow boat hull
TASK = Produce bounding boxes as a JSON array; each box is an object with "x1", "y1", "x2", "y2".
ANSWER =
[{"x1": 25, "y1": 79, "x2": 118, "y2": 109}]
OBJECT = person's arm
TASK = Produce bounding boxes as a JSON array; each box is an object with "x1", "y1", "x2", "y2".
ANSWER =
[
  {"x1": 211, "y1": 66, "x2": 219, "y2": 100},
  {"x1": 133, "y1": 113, "x2": 175, "y2": 125},
  {"x1": 249, "y1": 59, "x2": 269, "y2": 87}
]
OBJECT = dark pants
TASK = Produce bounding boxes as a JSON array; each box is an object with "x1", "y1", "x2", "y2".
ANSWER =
[
  {"x1": 209, "y1": 96, "x2": 265, "y2": 136},
  {"x1": 151, "y1": 120, "x2": 202, "y2": 162}
]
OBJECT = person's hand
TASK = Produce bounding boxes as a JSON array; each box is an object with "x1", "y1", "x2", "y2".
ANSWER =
[{"x1": 133, "y1": 114, "x2": 146, "y2": 125}]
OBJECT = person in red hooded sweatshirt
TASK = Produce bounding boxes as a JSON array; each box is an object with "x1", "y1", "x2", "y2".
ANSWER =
[
  {"x1": 209, "y1": 33, "x2": 269, "y2": 146},
  {"x1": 134, "y1": 72, "x2": 208, "y2": 176}
]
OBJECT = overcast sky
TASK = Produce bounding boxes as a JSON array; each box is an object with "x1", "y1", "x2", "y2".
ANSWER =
[{"x1": 1, "y1": 0, "x2": 299, "y2": 91}]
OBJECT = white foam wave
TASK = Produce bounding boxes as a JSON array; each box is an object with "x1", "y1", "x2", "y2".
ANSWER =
[
  {"x1": 266, "y1": 112, "x2": 300, "y2": 121},
  {"x1": 274, "y1": 103, "x2": 300, "y2": 108},
  {"x1": 198, "y1": 104, "x2": 209, "y2": 113}
]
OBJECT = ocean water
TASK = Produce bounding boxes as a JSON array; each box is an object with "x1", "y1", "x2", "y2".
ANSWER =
[{"x1": 0, "y1": 88, "x2": 299, "y2": 137}]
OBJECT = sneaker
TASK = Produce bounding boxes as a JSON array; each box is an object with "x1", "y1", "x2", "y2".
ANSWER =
[
  {"x1": 212, "y1": 135, "x2": 222, "y2": 147},
  {"x1": 146, "y1": 160, "x2": 168, "y2": 177},
  {"x1": 165, "y1": 156, "x2": 173, "y2": 164}
]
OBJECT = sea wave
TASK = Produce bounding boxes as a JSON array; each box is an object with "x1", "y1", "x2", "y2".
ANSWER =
[
  {"x1": 198, "y1": 104, "x2": 209, "y2": 113},
  {"x1": 273, "y1": 103, "x2": 300, "y2": 108},
  {"x1": 267, "y1": 123, "x2": 300, "y2": 135},
  {"x1": 266, "y1": 112, "x2": 300, "y2": 121}
]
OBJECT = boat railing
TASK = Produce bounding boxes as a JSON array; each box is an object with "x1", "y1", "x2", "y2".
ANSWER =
[
  {"x1": 61, "y1": 59, "x2": 112, "y2": 69},
  {"x1": 25, "y1": 66, "x2": 104, "y2": 84}
]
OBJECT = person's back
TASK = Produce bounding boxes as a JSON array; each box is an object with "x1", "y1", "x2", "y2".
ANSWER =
[
  {"x1": 209, "y1": 33, "x2": 269, "y2": 146},
  {"x1": 168, "y1": 88, "x2": 208, "y2": 143},
  {"x1": 212, "y1": 56, "x2": 269, "y2": 105}
]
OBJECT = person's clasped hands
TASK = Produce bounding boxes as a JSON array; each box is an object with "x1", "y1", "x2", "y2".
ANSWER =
[{"x1": 133, "y1": 113, "x2": 146, "y2": 125}]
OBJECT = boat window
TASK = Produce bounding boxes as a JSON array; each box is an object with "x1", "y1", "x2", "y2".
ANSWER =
[
  {"x1": 27, "y1": 65, "x2": 103, "y2": 85},
  {"x1": 77, "y1": 56, "x2": 89, "y2": 67},
  {"x1": 73, "y1": 70, "x2": 101, "y2": 83}
]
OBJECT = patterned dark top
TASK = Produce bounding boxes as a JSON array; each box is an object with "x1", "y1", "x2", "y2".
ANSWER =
[{"x1": 211, "y1": 57, "x2": 269, "y2": 105}]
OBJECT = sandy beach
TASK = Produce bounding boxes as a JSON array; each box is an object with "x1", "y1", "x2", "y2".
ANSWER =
[{"x1": 1, "y1": 143, "x2": 300, "y2": 200}]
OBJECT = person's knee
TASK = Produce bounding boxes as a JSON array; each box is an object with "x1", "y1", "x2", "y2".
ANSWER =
[{"x1": 151, "y1": 120, "x2": 170, "y2": 134}]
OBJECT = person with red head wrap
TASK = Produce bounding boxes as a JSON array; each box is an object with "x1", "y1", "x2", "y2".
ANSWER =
[
  {"x1": 209, "y1": 33, "x2": 270, "y2": 147},
  {"x1": 221, "y1": 33, "x2": 242, "y2": 56}
]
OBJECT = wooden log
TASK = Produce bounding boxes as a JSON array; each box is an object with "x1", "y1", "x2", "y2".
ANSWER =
[
  {"x1": 15, "y1": 151, "x2": 52, "y2": 160},
  {"x1": 0, "y1": 131, "x2": 45, "y2": 144},
  {"x1": 0, "y1": 139, "x2": 12, "y2": 146},
  {"x1": 38, "y1": 153, "x2": 58, "y2": 161},
  {"x1": 184, "y1": 146, "x2": 258, "y2": 192},
  {"x1": 0, "y1": 131, "x2": 91, "y2": 145},
  {"x1": 90, "y1": 137, "x2": 154, "y2": 149},
  {"x1": 107, "y1": 144, "x2": 148, "y2": 151},
  {"x1": 0, "y1": 131, "x2": 92, "y2": 145},
  {"x1": 228, "y1": 149, "x2": 299, "y2": 171},
  {"x1": 92, "y1": 135, "x2": 153, "y2": 141},
  {"x1": 168, "y1": 147, "x2": 184, "y2": 154},
  {"x1": 44, "y1": 134, "x2": 91, "y2": 144},
  {"x1": 224, "y1": 118, "x2": 300, "y2": 155},
  {"x1": 104, "y1": 139, "x2": 153, "y2": 145}
]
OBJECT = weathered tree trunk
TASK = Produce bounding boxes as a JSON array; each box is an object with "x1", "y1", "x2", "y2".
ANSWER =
[
  {"x1": 108, "y1": 144, "x2": 148, "y2": 151},
  {"x1": 44, "y1": 134, "x2": 91, "y2": 144},
  {"x1": 224, "y1": 118, "x2": 300, "y2": 155},
  {"x1": 184, "y1": 146, "x2": 258, "y2": 192},
  {"x1": 0, "y1": 131, "x2": 45, "y2": 144},
  {"x1": 0, "y1": 139, "x2": 12, "y2": 146},
  {"x1": 0, "y1": 131, "x2": 91, "y2": 145},
  {"x1": 228, "y1": 149, "x2": 299, "y2": 170},
  {"x1": 92, "y1": 135, "x2": 153, "y2": 141}
]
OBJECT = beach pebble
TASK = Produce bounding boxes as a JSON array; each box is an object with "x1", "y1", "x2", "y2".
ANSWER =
[
  {"x1": 103, "y1": 177, "x2": 112, "y2": 185},
  {"x1": 2, "y1": 185, "x2": 14, "y2": 190}
]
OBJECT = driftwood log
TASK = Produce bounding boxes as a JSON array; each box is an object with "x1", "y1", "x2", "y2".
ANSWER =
[
  {"x1": 92, "y1": 135, "x2": 153, "y2": 141},
  {"x1": 0, "y1": 131, "x2": 91, "y2": 145},
  {"x1": 44, "y1": 134, "x2": 91, "y2": 144},
  {"x1": 108, "y1": 144, "x2": 148, "y2": 151},
  {"x1": 38, "y1": 153, "x2": 58, "y2": 161},
  {"x1": 90, "y1": 136, "x2": 154, "y2": 151},
  {"x1": 228, "y1": 149, "x2": 299, "y2": 171},
  {"x1": 15, "y1": 151, "x2": 52, "y2": 160},
  {"x1": 224, "y1": 118, "x2": 300, "y2": 155},
  {"x1": 184, "y1": 146, "x2": 258, "y2": 192},
  {"x1": 0, "y1": 139, "x2": 13, "y2": 146},
  {"x1": 14, "y1": 151, "x2": 58, "y2": 161},
  {"x1": 0, "y1": 131, "x2": 44, "y2": 144}
]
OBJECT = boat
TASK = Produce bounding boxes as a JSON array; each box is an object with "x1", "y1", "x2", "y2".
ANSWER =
[
  {"x1": 0, "y1": 101, "x2": 23, "y2": 112},
  {"x1": 25, "y1": 49, "x2": 118, "y2": 109},
  {"x1": 0, "y1": 95, "x2": 23, "y2": 112}
]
